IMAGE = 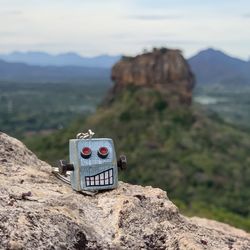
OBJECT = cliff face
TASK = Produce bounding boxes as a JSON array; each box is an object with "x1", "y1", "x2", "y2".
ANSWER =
[
  {"x1": 0, "y1": 132, "x2": 249, "y2": 250},
  {"x1": 109, "y1": 48, "x2": 195, "y2": 105}
]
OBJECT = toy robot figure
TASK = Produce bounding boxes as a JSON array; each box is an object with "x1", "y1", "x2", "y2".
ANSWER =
[{"x1": 56, "y1": 130, "x2": 126, "y2": 192}]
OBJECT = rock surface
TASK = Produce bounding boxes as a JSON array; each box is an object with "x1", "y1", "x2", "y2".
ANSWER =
[
  {"x1": 0, "y1": 132, "x2": 250, "y2": 250},
  {"x1": 109, "y1": 48, "x2": 195, "y2": 106}
]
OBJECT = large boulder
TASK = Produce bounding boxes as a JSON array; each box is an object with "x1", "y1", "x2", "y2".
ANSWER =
[
  {"x1": 109, "y1": 48, "x2": 195, "y2": 106},
  {"x1": 0, "y1": 132, "x2": 249, "y2": 249}
]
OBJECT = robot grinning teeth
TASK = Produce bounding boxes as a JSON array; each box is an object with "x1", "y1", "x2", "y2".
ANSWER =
[{"x1": 85, "y1": 168, "x2": 113, "y2": 187}]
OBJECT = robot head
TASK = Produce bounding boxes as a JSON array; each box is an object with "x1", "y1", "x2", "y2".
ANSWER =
[{"x1": 69, "y1": 138, "x2": 118, "y2": 191}]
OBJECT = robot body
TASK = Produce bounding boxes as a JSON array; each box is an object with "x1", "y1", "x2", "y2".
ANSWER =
[
  {"x1": 57, "y1": 133, "x2": 126, "y2": 193},
  {"x1": 69, "y1": 138, "x2": 118, "y2": 191}
]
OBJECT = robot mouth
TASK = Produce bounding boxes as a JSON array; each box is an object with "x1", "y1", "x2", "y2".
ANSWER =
[{"x1": 85, "y1": 168, "x2": 113, "y2": 187}]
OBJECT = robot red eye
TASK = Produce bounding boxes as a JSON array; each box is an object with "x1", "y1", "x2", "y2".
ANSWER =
[
  {"x1": 98, "y1": 147, "x2": 109, "y2": 158},
  {"x1": 81, "y1": 147, "x2": 92, "y2": 159}
]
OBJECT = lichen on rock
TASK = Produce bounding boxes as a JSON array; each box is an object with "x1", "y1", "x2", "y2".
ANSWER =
[{"x1": 0, "y1": 132, "x2": 249, "y2": 249}]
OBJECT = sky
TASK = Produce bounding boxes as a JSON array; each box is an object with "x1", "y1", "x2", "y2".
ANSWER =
[{"x1": 0, "y1": 0, "x2": 249, "y2": 59}]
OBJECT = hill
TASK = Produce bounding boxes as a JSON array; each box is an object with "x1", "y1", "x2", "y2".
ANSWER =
[
  {"x1": 189, "y1": 48, "x2": 250, "y2": 85},
  {"x1": 0, "y1": 51, "x2": 120, "y2": 68},
  {"x1": 0, "y1": 59, "x2": 110, "y2": 83},
  {"x1": 25, "y1": 48, "x2": 250, "y2": 231}
]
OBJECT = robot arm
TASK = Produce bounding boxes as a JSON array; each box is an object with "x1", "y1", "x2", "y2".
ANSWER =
[
  {"x1": 58, "y1": 160, "x2": 74, "y2": 176},
  {"x1": 117, "y1": 155, "x2": 127, "y2": 170}
]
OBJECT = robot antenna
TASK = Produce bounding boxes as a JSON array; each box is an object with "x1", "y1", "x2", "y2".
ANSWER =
[{"x1": 76, "y1": 129, "x2": 95, "y2": 139}]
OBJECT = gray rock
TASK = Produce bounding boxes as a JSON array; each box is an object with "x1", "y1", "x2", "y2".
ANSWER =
[
  {"x1": 0, "y1": 132, "x2": 249, "y2": 249},
  {"x1": 109, "y1": 48, "x2": 195, "y2": 106}
]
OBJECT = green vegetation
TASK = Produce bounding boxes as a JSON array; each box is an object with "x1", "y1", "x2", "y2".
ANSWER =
[
  {"x1": 0, "y1": 81, "x2": 110, "y2": 138},
  {"x1": 25, "y1": 86, "x2": 250, "y2": 231},
  {"x1": 175, "y1": 200, "x2": 250, "y2": 231},
  {"x1": 194, "y1": 84, "x2": 250, "y2": 129}
]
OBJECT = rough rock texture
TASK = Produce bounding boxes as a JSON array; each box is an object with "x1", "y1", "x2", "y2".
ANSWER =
[
  {"x1": 109, "y1": 48, "x2": 195, "y2": 105},
  {"x1": 0, "y1": 132, "x2": 250, "y2": 250}
]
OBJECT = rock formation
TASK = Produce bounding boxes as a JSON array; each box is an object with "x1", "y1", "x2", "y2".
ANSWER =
[
  {"x1": 109, "y1": 48, "x2": 195, "y2": 106},
  {"x1": 0, "y1": 132, "x2": 249, "y2": 249}
]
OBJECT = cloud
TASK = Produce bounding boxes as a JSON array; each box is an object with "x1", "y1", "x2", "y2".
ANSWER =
[
  {"x1": 0, "y1": 31, "x2": 18, "y2": 36},
  {"x1": 0, "y1": 0, "x2": 249, "y2": 59},
  {"x1": 127, "y1": 14, "x2": 181, "y2": 20},
  {"x1": 243, "y1": 13, "x2": 250, "y2": 18},
  {"x1": 110, "y1": 32, "x2": 177, "y2": 40},
  {"x1": 135, "y1": 39, "x2": 206, "y2": 46},
  {"x1": 0, "y1": 10, "x2": 22, "y2": 16}
]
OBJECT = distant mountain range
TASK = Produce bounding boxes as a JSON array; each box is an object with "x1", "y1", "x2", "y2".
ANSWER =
[
  {"x1": 0, "y1": 52, "x2": 121, "y2": 68},
  {"x1": 0, "y1": 48, "x2": 249, "y2": 85},
  {"x1": 188, "y1": 48, "x2": 250, "y2": 85},
  {"x1": 0, "y1": 60, "x2": 111, "y2": 84}
]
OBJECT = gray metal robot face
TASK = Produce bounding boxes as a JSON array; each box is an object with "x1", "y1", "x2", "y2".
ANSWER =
[{"x1": 69, "y1": 138, "x2": 118, "y2": 191}]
